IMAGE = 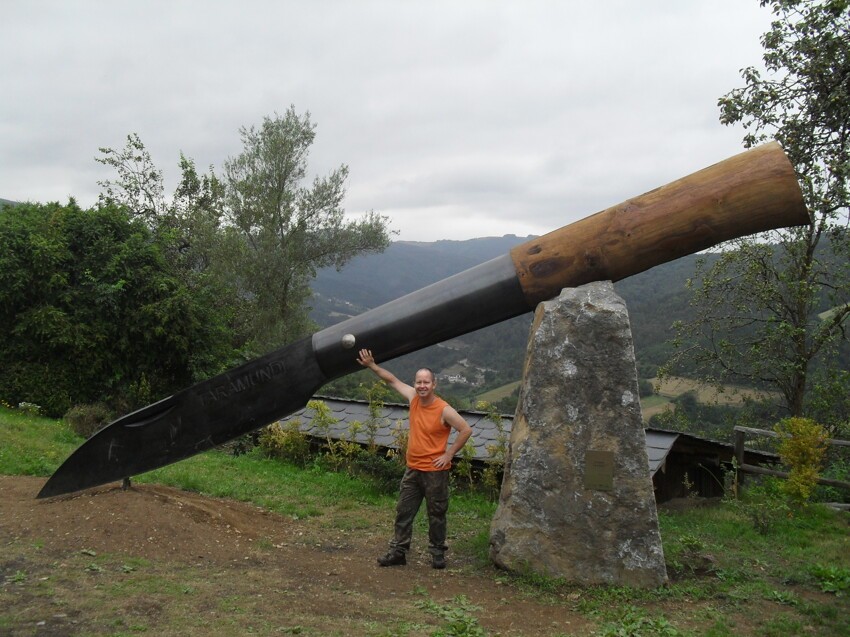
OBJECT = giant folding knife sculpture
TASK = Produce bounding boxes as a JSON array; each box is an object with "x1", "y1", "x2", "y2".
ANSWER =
[{"x1": 39, "y1": 142, "x2": 807, "y2": 498}]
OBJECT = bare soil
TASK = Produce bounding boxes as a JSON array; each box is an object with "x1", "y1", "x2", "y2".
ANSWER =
[{"x1": 1, "y1": 475, "x2": 591, "y2": 636}]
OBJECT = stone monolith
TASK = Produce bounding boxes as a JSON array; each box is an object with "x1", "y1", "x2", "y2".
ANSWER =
[{"x1": 489, "y1": 281, "x2": 667, "y2": 587}]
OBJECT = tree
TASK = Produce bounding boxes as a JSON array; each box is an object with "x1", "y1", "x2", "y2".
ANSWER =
[
  {"x1": 0, "y1": 201, "x2": 232, "y2": 416},
  {"x1": 223, "y1": 107, "x2": 391, "y2": 353},
  {"x1": 95, "y1": 110, "x2": 392, "y2": 357},
  {"x1": 665, "y1": 0, "x2": 850, "y2": 426},
  {"x1": 97, "y1": 135, "x2": 226, "y2": 274},
  {"x1": 96, "y1": 133, "x2": 167, "y2": 227},
  {"x1": 96, "y1": 137, "x2": 246, "y2": 360}
]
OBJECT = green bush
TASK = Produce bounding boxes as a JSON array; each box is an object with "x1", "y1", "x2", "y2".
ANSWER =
[
  {"x1": 476, "y1": 401, "x2": 507, "y2": 498},
  {"x1": 221, "y1": 433, "x2": 259, "y2": 456},
  {"x1": 64, "y1": 403, "x2": 114, "y2": 438},
  {"x1": 732, "y1": 478, "x2": 792, "y2": 534},
  {"x1": 775, "y1": 417, "x2": 829, "y2": 504},
  {"x1": 638, "y1": 378, "x2": 656, "y2": 398},
  {"x1": 258, "y1": 420, "x2": 311, "y2": 465},
  {"x1": 316, "y1": 439, "x2": 367, "y2": 473},
  {"x1": 351, "y1": 452, "x2": 404, "y2": 494},
  {"x1": 815, "y1": 457, "x2": 850, "y2": 503},
  {"x1": 16, "y1": 402, "x2": 42, "y2": 416}
]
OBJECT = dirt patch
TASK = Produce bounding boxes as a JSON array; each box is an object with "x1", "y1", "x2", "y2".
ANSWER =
[{"x1": 1, "y1": 475, "x2": 590, "y2": 636}]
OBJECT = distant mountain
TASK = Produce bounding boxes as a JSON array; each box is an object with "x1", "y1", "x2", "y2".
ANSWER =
[
  {"x1": 310, "y1": 235, "x2": 706, "y2": 402},
  {"x1": 311, "y1": 234, "x2": 533, "y2": 312}
]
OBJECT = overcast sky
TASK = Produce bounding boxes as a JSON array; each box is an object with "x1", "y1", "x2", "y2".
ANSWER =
[{"x1": 1, "y1": 1, "x2": 773, "y2": 242}]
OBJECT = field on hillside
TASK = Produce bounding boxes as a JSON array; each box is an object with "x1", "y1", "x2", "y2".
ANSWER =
[
  {"x1": 477, "y1": 380, "x2": 522, "y2": 405},
  {"x1": 478, "y1": 376, "x2": 767, "y2": 421},
  {"x1": 640, "y1": 395, "x2": 673, "y2": 420},
  {"x1": 650, "y1": 376, "x2": 774, "y2": 405}
]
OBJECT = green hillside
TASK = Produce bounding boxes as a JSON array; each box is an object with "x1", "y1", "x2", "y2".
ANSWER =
[{"x1": 311, "y1": 234, "x2": 533, "y2": 311}]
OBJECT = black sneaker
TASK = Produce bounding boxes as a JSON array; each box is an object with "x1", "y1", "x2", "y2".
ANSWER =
[
  {"x1": 432, "y1": 554, "x2": 446, "y2": 570},
  {"x1": 377, "y1": 551, "x2": 406, "y2": 567}
]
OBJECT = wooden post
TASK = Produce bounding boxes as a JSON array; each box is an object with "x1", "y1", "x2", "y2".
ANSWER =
[
  {"x1": 734, "y1": 428, "x2": 746, "y2": 491},
  {"x1": 732, "y1": 425, "x2": 850, "y2": 494}
]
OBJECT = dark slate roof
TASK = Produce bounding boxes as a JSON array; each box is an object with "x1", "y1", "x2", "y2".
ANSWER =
[
  {"x1": 280, "y1": 397, "x2": 778, "y2": 476},
  {"x1": 283, "y1": 395, "x2": 508, "y2": 461},
  {"x1": 644, "y1": 430, "x2": 679, "y2": 476}
]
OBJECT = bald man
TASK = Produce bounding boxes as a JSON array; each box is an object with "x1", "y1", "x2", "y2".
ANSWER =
[{"x1": 357, "y1": 349, "x2": 472, "y2": 569}]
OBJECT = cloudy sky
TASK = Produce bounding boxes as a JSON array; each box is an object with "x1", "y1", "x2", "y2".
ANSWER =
[{"x1": 2, "y1": 1, "x2": 773, "y2": 241}]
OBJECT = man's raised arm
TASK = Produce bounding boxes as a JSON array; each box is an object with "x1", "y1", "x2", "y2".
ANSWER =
[{"x1": 357, "y1": 349, "x2": 415, "y2": 402}]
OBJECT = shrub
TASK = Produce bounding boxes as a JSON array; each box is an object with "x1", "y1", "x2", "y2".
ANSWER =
[
  {"x1": 222, "y1": 433, "x2": 258, "y2": 456},
  {"x1": 477, "y1": 401, "x2": 508, "y2": 498},
  {"x1": 815, "y1": 457, "x2": 850, "y2": 503},
  {"x1": 363, "y1": 380, "x2": 390, "y2": 451},
  {"x1": 352, "y1": 452, "x2": 405, "y2": 494},
  {"x1": 733, "y1": 477, "x2": 792, "y2": 534},
  {"x1": 452, "y1": 441, "x2": 476, "y2": 488},
  {"x1": 638, "y1": 378, "x2": 656, "y2": 398},
  {"x1": 17, "y1": 402, "x2": 42, "y2": 416},
  {"x1": 258, "y1": 420, "x2": 310, "y2": 465},
  {"x1": 0, "y1": 201, "x2": 234, "y2": 418},
  {"x1": 64, "y1": 403, "x2": 114, "y2": 438},
  {"x1": 319, "y1": 439, "x2": 366, "y2": 473},
  {"x1": 667, "y1": 533, "x2": 717, "y2": 577},
  {"x1": 389, "y1": 419, "x2": 409, "y2": 466},
  {"x1": 775, "y1": 417, "x2": 829, "y2": 504},
  {"x1": 307, "y1": 399, "x2": 337, "y2": 443}
]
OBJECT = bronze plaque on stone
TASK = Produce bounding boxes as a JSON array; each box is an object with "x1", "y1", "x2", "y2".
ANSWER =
[{"x1": 584, "y1": 450, "x2": 615, "y2": 491}]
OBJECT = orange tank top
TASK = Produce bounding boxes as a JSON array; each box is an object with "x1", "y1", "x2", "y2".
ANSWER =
[{"x1": 407, "y1": 396, "x2": 451, "y2": 471}]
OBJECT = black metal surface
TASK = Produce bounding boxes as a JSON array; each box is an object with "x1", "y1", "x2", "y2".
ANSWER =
[
  {"x1": 37, "y1": 337, "x2": 326, "y2": 498},
  {"x1": 39, "y1": 255, "x2": 530, "y2": 498},
  {"x1": 313, "y1": 253, "x2": 530, "y2": 376}
]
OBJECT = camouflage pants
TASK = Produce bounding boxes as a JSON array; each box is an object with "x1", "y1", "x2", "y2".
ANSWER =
[{"x1": 389, "y1": 468, "x2": 449, "y2": 557}]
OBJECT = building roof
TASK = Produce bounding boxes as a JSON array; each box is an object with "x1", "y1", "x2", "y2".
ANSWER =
[
  {"x1": 285, "y1": 396, "x2": 507, "y2": 461},
  {"x1": 644, "y1": 430, "x2": 679, "y2": 476},
  {"x1": 280, "y1": 396, "x2": 777, "y2": 477}
]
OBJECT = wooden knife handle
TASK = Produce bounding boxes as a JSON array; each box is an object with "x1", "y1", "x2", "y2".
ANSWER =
[{"x1": 510, "y1": 142, "x2": 808, "y2": 306}]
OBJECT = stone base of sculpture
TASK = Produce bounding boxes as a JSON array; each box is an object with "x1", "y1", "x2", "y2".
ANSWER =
[{"x1": 489, "y1": 281, "x2": 667, "y2": 588}]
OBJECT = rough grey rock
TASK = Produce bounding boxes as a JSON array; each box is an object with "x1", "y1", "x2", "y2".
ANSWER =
[{"x1": 489, "y1": 281, "x2": 667, "y2": 588}]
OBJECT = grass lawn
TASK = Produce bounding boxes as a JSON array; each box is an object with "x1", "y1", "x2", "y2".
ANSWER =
[{"x1": 2, "y1": 406, "x2": 848, "y2": 636}]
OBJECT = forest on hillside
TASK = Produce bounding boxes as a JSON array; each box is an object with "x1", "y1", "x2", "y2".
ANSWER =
[
  {"x1": 311, "y1": 237, "x2": 710, "y2": 407},
  {"x1": 312, "y1": 233, "x2": 850, "y2": 441}
]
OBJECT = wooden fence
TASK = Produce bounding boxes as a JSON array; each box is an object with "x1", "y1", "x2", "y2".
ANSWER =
[{"x1": 733, "y1": 425, "x2": 850, "y2": 491}]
